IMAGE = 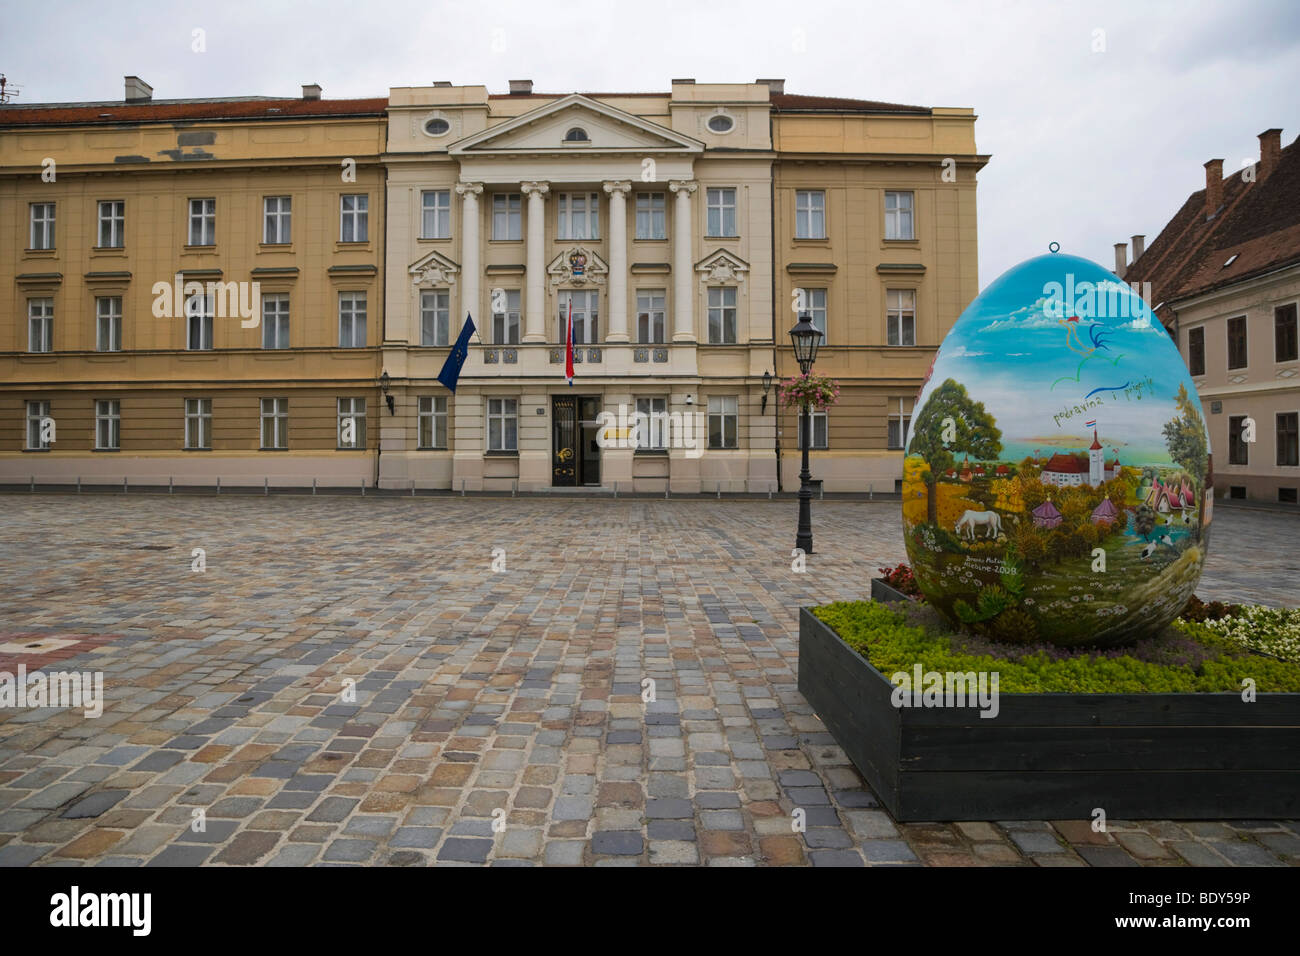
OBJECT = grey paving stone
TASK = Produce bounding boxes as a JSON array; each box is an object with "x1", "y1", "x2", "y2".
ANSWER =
[
  {"x1": 592, "y1": 831, "x2": 644, "y2": 856},
  {"x1": 437, "y1": 838, "x2": 492, "y2": 863},
  {"x1": 61, "y1": 789, "x2": 129, "y2": 819}
]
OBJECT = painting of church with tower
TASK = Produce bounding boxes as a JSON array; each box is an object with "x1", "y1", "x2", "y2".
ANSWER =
[{"x1": 1040, "y1": 427, "x2": 1122, "y2": 488}]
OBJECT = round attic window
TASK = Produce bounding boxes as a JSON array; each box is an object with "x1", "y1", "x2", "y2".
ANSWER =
[
  {"x1": 707, "y1": 114, "x2": 735, "y2": 134},
  {"x1": 564, "y1": 126, "x2": 590, "y2": 142},
  {"x1": 424, "y1": 117, "x2": 451, "y2": 136}
]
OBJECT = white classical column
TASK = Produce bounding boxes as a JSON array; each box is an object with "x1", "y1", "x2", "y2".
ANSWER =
[
  {"x1": 455, "y1": 182, "x2": 483, "y2": 323},
  {"x1": 669, "y1": 180, "x2": 698, "y2": 342},
  {"x1": 521, "y1": 181, "x2": 549, "y2": 343},
  {"x1": 602, "y1": 180, "x2": 632, "y2": 343}
]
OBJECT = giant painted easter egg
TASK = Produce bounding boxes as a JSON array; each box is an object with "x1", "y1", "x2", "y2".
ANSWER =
[{"x1": 902, "y1": 252, "x2": 1212, "y2": 647}]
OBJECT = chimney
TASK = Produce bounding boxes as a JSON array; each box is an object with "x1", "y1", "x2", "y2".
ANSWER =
[
  {"x1": 1113, "y1": 243, "x2": 1128, "y2": 279},
  {"x1": 1204, "y1": 159, "x2": 1224, "y2": 220},
  {"x1": 432, "y1": 81, "x2": 452, "y2": 88},
  {"x1": 301, "y1": 83, "x2": 321, "y2": 101},
  {"x1": 672, "y1": 78, "x2": 696, "y2": 85},
  {"x1": 124, "y1": 76, "x2": 153, "y2": 102},
  {"x1": 508, "y1": 79, "x2": 532, "y2": 95},
  {"x1": 1130, "y1": 234, "x2": 1145, "y2": 262},
  {"x1": 1259, "y1": 128, "x2": 1282, "y2": 179},
  {"x1": 757, "y1": 78, "x2": 785, "y2": 94}
]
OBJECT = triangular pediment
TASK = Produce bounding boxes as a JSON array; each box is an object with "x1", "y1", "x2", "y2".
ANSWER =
[
  {"x1": 695, "y1": 249, "x2": 750, "y2": 285},
  {"x1": 450, "y1": 94, "x2": 704, "y2": 155},
  {"x1": 409, "y1": 249, "x2": 460, "y2": 286}
]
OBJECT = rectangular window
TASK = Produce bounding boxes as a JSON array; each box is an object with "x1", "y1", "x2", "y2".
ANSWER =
[
  {"x1": 263, "y1": 196, "x2": 291, "y2": 244},
  {"x1": 707, "y1": 287, "x2": 737, "y2": 344},
  {"x1": 28, "y1": 298, "x2": 53, "y2": 352},
  {"x1": 492, "y1": 193, "x2": 522, "y2": 241},
  {"x1": 185, "y1": 398, "x2": 212, "y2": 450},
  {"x1": 186, "y1": 293, "x2": 214, "y2": 351},
  {"x1": 708, "y1": 395, "x2": 738, "y2": 449},
  {"x1": 636, "y1": 290, "x2": 666, "y2": 344},
  {"x1": 1227, "y1": 315, "x2": 1248, "y2": 369},
  {"x1": 1279, "y1": 412, "x2": 1299, "y2": 467},
  {"x1": 340, "y1": 194, "x2": 369, "y2": 242},
  {"x1": 487, "y1": 397, "x2": 518, "y2": 451},
  {"x1": 805, "y1": 288, "x2": 828, "y2": 344},
  {"x1": 887, "y1": 289, "x2": 916, "y2": 346},
  {"x1": 1187, "y1": 326, "x2": 1206, "y2": 375},
  {"x1": 339, "y1": 292, "x2": 367, "y2": 347},
  {"x1": 337, "y1": 398, "x2": 366, "y2": 449},
  {"x1": 635, "y1": 192, "x2": 666, "y2": 240},
  {"x1": 95, "y1": 400, "x2": 120, "y2": 451},
  {"x1": 885, "y1": 191, "x2": 914, "y2": 240},
  {"x1": 798, "y1": 409, "x2": 829, "y2": 450},
  {"x1": 30, "y1": 202, "x2": 55, "y2": 249},
  {"x1": 418, "y1": 395, "x2": 448, "y2": 449},
  {"x1": 189, "y1": 198, "x2": 215, "y2": 246},
  {"x1": 98, "y1": 200, "x2": 125, "y2": 248},
  {"x1": 421, "y1": 190, "x2": 451, "y2": 239},
  {"x1": 558, "y1": 192, "x2": 600, "y2": 240},
  {"x1": 492, "y1": 289, "x2": 521, "y2": 345},
  {"x1": 795, "y1": 190, "x2": 826, "y2": 239},
  {"x1": 558, "y1": 290, "x2": 599, "y2": 344},
  {"x1": 26, "y1": 401, "x2": 51, "y2": 451},
  {"x1": 888, "y1": 398, "x2": 913, "y2": 450},
  {"x1": 1228, "y1": 415, "x2": 1249, "y2": 465},
  {"x1": 706, "y1": 188, "x2": 737, "y2": 237},
  {"x1": 260, "y1": 398, "x2": 288, "y2": 450},
  {"x1": 635, "y1": 397, "x2": 668, "y2": 450},
  {"x1": 421, "y1": 290, "x2": 451, "y2": 346},
  {"x1": 1276, "y1": 304, "x2": 1298, "y2": 363},
  {"x1": 262, "y1": 294, "x2": 289, "y2": 349},
  {"x1": 96, "y1": 296, "x2": 122, "y2": 352}
]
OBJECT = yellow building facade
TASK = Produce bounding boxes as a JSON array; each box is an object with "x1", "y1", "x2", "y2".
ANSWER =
[
  {"x1": 1, "y1": 78, "x2": 984, "y2": 493},
  {"x1": 0, "y1": 82, "x2": 386, "y2": 487}
]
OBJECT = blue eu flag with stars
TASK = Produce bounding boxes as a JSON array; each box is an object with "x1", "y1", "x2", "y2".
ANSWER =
[{"x1": 437, "y1": 314, "x2": 476, "y2": 393}]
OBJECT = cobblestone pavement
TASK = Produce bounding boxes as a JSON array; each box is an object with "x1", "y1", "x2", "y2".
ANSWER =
[{"x1": 0, "y1": 495, "x2": 1296, "y2": 867}]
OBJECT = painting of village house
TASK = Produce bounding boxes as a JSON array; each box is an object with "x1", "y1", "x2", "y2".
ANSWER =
[{"x1": 902, "y1": 253, "x2": 1213, "y2": 647}]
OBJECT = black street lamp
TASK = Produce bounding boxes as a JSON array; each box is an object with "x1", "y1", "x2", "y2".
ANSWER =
[{"x1": 789, "y1": 312, "x2": 823, "y2": 554}]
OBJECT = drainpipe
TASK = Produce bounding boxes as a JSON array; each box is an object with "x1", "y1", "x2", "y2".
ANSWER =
[
  {"x1": 770, "y1": 152, "x2": 782, "y2": 492},
  {"x1": 375, "y1": 153, "x2": 389, "y2": 492}
]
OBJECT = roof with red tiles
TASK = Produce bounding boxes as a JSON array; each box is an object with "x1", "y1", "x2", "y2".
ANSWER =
[
  {"x1": 1044, "y1": 453, "x2": 1087, "y2": 473},
  {"x1": 1125, "y1": 133, "x2": 1300, "y2": 326}
]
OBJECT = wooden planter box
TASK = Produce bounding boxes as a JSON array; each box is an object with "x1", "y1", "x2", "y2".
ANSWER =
[{"x1": 798, "y1": 597, "x2": 1300, "y2": 821}]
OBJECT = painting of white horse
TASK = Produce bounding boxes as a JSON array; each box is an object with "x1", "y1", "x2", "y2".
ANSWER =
[{"x1": 955, "y1": 509, "x2": 1002, "y2": 541}]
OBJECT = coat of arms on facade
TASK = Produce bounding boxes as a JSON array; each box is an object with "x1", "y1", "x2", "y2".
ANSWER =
[
  {"x1": 547, "y1": 246, "x2": 608, "y2": 287},
  {"x1": 695, "y1": 249, "x2": 750, "y2": 287},
  {"x1": 409, "y1": 250, "x2": 460, "y2": 287}
]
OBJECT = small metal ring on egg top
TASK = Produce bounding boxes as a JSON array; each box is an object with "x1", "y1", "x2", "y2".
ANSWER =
[{"x1": 1049, "y1": 242, "x2": 1061, "y2": 253}]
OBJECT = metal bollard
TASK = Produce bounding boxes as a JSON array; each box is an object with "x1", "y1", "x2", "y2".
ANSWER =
[
  {"x1": 77, "y1": 476, "x2": 81, "y2": 494},
  {"x1": 512, "y1": 480, "x2": 517, "y2": 498},
  {"x1": 169, "y1": 475, "x2": 173, "y2": 495},
  {"x1": 664, "y1": 486, "x2": 669, "y2": 500},
  {"x1": 768, "y1": 483, "x2": 773, "y2": 500},
  {"x1": 361, "y1": 478, "x2": 365, "y2": 497},
  {"x1": 411, "y1": 479, "x2": 416, "y2": 497},
  {"x1": 819, "y1": 483, "x2": 824, "y2": 501},
  {"x1": 123, "y1": 476, "x2": 128, "y2": 494},
  {"x1": 30, "y1": 475, "x2": 34, "y2": 493},
  {"x1": 216, "y1": 476, "x2": 220, "y2": 495},
  {"x1": 613, "y1": 481, "x2": 618, "y2": 499},
  {"x1": 716, "y1": 484, "x2": 721, "y2": 499},
  {"x1": 312, "y1": 477, "x2": 317, "y2": 495},
  {"x1": 869, "y1": 482, "x2": 873, "y2": 500},
  {"x1": 264, "y1": 477, "x2": 269, "y2": 496},
  {"x1": 461, "y1": 479, "x2": 466, "y2": 497}
]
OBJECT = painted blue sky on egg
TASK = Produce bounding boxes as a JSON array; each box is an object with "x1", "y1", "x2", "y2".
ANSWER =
[{"x1": 912, "y1": 253, "x2": 1202, "y2": 467}]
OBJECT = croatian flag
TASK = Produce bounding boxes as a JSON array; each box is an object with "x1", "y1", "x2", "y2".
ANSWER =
[
  {"x1": 564, "y1": 298, "x2": 575, "y2": 386},
  {"x1": 1084, "y1": 419, "x2": 1097, "y2": 427}
]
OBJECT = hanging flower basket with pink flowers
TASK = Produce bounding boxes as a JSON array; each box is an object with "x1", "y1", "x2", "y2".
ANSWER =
[{"x1": 777, "y1": 371, "x2": 841, "y2": 410}]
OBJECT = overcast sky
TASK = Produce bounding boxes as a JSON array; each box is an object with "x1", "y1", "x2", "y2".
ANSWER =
[{"x1": 4, "y1": 0, "x2": 1298, "y2": 288}]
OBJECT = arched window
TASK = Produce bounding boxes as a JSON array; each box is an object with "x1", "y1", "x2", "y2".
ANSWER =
[{"x1": 564, "y1": 126, "x2": 589, "y2": 142}]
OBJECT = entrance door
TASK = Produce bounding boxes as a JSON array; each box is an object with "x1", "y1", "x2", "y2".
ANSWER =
[{"x1": 552, "y1": 395, "x2": 601, "y2": 486}]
